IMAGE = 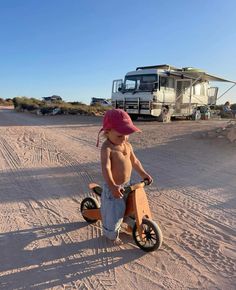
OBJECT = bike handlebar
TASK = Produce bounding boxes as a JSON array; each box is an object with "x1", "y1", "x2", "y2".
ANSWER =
[{"x1": 124, "y1": 178, "x2": 151, "y2": 194}]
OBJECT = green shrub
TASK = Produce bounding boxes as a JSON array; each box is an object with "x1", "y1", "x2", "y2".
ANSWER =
[
  {"x1": 12, "y1": 96, "x2": 111, "y2": 115},
  {"x1": 12, "y1": 97, "x2": 41, "y2": 111}
]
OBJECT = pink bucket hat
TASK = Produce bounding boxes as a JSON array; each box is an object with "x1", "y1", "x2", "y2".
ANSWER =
[{"x1": 96, "y1": 109, "x2": 141, "y2": 146}]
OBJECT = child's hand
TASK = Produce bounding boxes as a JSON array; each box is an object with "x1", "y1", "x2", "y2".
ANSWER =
[
  {"x1": 111, "y1": 185, "x2": 124, "y2": 199},
  {"x1": 142, "y1": 173, "x2": 153, "y2": 185}
]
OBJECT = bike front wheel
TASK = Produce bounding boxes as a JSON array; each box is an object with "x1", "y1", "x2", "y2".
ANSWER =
[{"x1": 132, "y1": 218, "x2": 163, "y2": 252}]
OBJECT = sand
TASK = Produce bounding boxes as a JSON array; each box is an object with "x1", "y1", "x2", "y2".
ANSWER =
[{"x1": 0, "y1": 107, "x2": 235, "y2": 290}]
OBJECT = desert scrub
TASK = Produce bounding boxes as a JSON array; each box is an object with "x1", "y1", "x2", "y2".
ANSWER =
[
  {"x1": 12, "y1": 97, "x2": 111, "y2": 115},
  {"x1": 13, "y1": 97, "x2": 41, "y2": 112},
  {"x1": 0, "y1": 98, "x2": 13, "y2": 106}
]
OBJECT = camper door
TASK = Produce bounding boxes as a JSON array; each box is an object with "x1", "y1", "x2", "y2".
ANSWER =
[{"x1": 175, "y1": 79, "x2": 192, "y2": 113}]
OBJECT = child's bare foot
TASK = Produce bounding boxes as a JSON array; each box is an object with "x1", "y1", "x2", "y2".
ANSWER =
[
  {"x1": 121, "y1": 225, "x2": 132, "y2": 234},
  {"x1": 113, "y1": 237, "x2": 124, "y2": 245}
]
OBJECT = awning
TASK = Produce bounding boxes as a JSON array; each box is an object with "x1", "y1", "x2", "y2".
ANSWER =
[
  {"x1": 134, "y1": 64, "x2": 235, "y2": 83},
  {"x1": 168, "y1": 70, "x2": 236, "y2": 83}
]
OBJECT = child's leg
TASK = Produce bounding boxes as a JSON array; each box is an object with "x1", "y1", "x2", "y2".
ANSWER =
[{"x1": 101, "y1": 184, "x2": 126, "y2": 241}]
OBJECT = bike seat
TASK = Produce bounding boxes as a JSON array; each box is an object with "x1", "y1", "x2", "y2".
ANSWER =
[{"x1": 89, "y1": 183, "x2": 102, "y2": 196}]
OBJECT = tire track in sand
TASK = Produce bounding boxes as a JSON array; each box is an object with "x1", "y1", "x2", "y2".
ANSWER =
[{"x1": 0, "y1": 127, "x2": 119, "y2": 289}]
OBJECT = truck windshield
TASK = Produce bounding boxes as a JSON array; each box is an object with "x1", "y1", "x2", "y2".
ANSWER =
[{"x1": 124, "y1": 74, "x2": 157, "y2": 91}]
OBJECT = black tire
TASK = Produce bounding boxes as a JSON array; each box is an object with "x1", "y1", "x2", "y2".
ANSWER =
[
  {"x1": 132, "y1": 218, "x2": 163, "y2": 252},
  {"x1": 130, "y1": 114, "x2": 138, "y2": 121},
  {"x1": 80, "y1": 197, "x2": 100, "y2": 223}
]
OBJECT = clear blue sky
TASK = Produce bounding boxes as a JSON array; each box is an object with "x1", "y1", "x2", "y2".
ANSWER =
[{"x1": 0, "y1": 0, "x2": 236, "y2": 104}]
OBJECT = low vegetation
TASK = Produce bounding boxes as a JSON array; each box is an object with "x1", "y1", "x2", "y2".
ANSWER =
[
  {"x1": 11, "y1": 97, "x2": 111, "y2": 116},
  {"x1": 0, "y1": 98, "x2": 13, "y2": 106}
]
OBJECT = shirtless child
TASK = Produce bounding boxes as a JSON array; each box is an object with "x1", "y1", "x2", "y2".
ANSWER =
[{"x1": 97, "y1": 109, "x2": 152, "y2": 245}]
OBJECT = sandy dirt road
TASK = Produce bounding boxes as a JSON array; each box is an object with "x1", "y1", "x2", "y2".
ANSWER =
[{"x1": 0, "y1": 107, "x2": 235, "y2": 290}]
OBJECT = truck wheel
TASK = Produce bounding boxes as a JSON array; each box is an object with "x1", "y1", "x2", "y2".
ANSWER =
[{"x1": 130, "y1": 114, "x2": 138, "y2": 121}]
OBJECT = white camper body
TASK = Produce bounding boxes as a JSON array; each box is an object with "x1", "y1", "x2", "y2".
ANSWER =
[{"x1": 111, "y1": 65, "x2": 235, "y2": 120}]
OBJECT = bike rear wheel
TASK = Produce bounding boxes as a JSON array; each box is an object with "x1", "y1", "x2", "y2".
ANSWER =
[{"x1": 80, "y1": 197, "x2": 100, "y2": 223}]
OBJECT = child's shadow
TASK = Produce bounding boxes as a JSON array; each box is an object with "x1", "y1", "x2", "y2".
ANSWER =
[{"x1": 0, "y1": 221, "x2": 144, "y2": 289}]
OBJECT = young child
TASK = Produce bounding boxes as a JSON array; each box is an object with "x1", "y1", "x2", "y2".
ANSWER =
[{"x1": 97, "y1": 109, "x2": 152, "y2": 245}]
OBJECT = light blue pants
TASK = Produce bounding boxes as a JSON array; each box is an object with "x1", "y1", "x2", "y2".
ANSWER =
[{"x1": 100, "y1": 182, "x2": 129, "y2": 240}]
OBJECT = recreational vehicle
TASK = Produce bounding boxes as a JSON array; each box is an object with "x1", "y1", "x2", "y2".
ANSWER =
[{"x1": 111, "y1": 65, "x2": 236, "y2": 120}]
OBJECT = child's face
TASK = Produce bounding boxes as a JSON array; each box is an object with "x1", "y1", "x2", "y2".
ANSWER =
[{"x1": 107, "y1": 129, "x2": 128, "y2": 145}]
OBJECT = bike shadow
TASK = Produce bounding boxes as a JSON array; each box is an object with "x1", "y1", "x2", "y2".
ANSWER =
[{"x1": 0, "y1": 221, "x2": 144, "y2": 289}]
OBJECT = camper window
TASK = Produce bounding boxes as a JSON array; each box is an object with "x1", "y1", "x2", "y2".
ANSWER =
[
  {"x1": 160, "y1": 77, "x2": 174, "y2": 90},
  {"x1": 168, "y1": 78, "x2": 175, "y2": 89},
  {"x1": 160, "y1": 77, "x2": 168, "y2": 88}
]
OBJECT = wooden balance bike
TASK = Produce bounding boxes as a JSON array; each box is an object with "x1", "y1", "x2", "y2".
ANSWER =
[{"x1": 80, "y1": 179, "x2": 163, "y2": 252}]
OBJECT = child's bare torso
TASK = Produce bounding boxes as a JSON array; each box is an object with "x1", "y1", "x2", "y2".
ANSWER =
[{"x1": 106, "y1": 140, "x2": 132, "y2": 185}]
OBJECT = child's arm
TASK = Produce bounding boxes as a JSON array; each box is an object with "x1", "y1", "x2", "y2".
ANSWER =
[
  {"x1": 129, "y1": 144, "x2": 153, "y2": 183},
  {"x1": 101, "y1": 143, "x2": 124, "y2": 198}
]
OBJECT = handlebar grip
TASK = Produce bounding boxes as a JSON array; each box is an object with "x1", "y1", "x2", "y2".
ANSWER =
[
  {"x1": 143, "y1": 178, "x2": 152, "y2": 186},
  {"x1": 124, "y1": 179, "x2": 152, "y2": 194}
]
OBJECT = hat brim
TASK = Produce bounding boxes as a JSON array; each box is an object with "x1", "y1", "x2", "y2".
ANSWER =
[{"x1": 115, "y1": 124, "x2": 141, "y2": 135}]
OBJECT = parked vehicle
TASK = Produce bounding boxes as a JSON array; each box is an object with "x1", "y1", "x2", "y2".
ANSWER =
[
  {"x1": 90, "y1": 97, "x2": 111, "y2": 107},
  {"x1": 111, "y1": 64, "x2": 236, "y2": 120},
  {"x1": 43, "y1": 95, "x2": 62, "y2": 102}
]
